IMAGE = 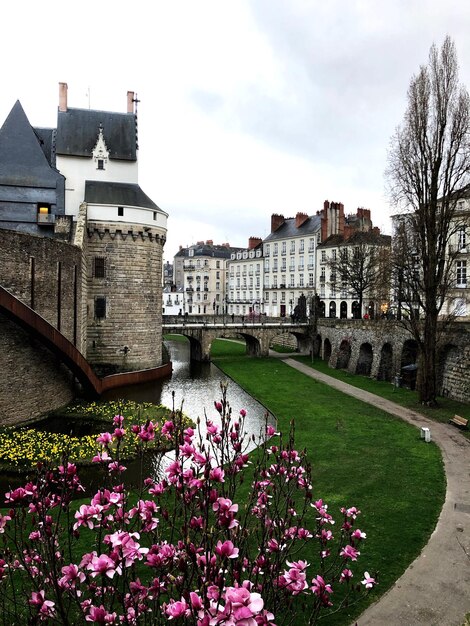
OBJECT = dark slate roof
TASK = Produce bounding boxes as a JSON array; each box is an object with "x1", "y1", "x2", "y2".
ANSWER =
[
  {"x1": 263, "y1": 214, "x2": 321, "y2": 242},
  {"x1": 0, "y1": 101, "x2": 64, "y2": 187},
  {"x1": 85, "y1": 180, "x2": 162, "y2": 211},
  {"x1": 318, "y1": 231, "x2": 392, "y2": 248},
  {"x1": 56, "y1": 108, "x2": 136, "y2": 160},
  {"x1": 33, "y1": 127, "x2": 56, "y2": 167},
  {"x1": 174, "y1": 244, "x2": 244, "y2": 259}
]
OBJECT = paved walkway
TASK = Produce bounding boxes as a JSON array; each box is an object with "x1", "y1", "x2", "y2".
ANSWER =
[{"x1": 281, "y1": 357, "x2": 470, "y2": 626}]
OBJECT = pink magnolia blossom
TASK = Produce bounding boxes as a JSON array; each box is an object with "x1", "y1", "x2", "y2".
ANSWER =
[
  {"x1": 209, "y1": 467, "x2": 225, "y2": 482},
  {"x1": 311, "y1": 574, "x2": 333, "y2": 597},
  {"x1": 112, "y1": 414, "x2": 124, "y2": 426},
  {"x1": 29, "y1": 590, "x2": 55, "y2": 617},
  {"x1": 215, "y1": 540, "x2": 239, "y2": 559},
  {"x1": 339, "y1": 568, "x2": 354, "y2": 583},
  {"x1": 361, "y1": 571, "x2": 376, "y2": 589},
  {"x1": 85, "y1": 605, "x2": 118, "y2": 623},
  {"x1": 225, "y1": 585, "x2": 264, "y2": 621},
  {"x1": 73, "y1": 504, "x2": 103, "y2": 530},
  {"x1": 165, "y1": 598, "x2": 190, "y2": 619},
  {"x1": 87, "y1": 553, "x2": 121, "y2": 578},
  {"x1": 0, "y1": 513, "x2": 11, "y2": 533},
  {"x1": 96, "y1": 432, "x2": 112, "y2": 445},
  {"x1": 59, "y1": 563, "x2": 85, "y2": 589},
  {"x1": 340, "y1": 544, "x2": 360, "y2": 561},
  {"x1": 351, "y1": 528, "x2": 367, "y2": 540}
]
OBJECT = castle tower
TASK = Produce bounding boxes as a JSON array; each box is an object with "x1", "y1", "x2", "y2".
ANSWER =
[{"x1": 56, "y1": 84, "x2": 168, "y2": 371}]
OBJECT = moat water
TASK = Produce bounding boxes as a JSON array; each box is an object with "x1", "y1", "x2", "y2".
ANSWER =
[{"x1": 1, "y1": 339, "x2": 274, "y2": 496}]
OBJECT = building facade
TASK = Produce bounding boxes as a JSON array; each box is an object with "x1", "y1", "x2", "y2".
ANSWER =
[
  {"x1": 317, "y1": 204, "x2": 391, "y2": 319},
  {"x1": 227, "y1": 237, "x2": 263, "y2": 318},
  {"x1": 263, "y1": 212, "x2": 321, "y2": 318},
  {"x1": 173, "y1": 241, "x2": 242, "y2": 316}
]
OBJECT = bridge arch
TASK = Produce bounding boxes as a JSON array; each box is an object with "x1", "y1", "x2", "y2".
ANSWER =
[
  {"x1": 336, "y1": 339, "x2": 351, "y2": 370},
  {"x1": 356, "y1": 342, "x2": 373, "y2": 376},
  {"x1": 377, "y1": 342, "x2": 394, "y2": 381}
]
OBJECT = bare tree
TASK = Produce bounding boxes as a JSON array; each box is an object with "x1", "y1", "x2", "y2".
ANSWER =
[
  {"x1": 327, "y1": 233, "x2": 391, "y2": 318},
  {"x1": 387, "y1": 36, "x2": 470, "y2": 405}
]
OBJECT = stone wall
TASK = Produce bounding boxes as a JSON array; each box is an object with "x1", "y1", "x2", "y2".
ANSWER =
[
  {"x1": 0, "y1": 314, "x2": 76, "y2": 425},
  {"x1": 316, "y1": 319, "x2": 470, "y2": 404},
  {"x1": 86, "y1": 222, "x2": 165, "y2": 370},
  {"x1": 0, "y1": 229, "x2": 82, "y2": 345}
]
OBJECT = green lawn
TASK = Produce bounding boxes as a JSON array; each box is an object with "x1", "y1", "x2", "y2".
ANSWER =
[
  {"x1": 211, "y1": 339, "x2": 446, "y2": 625},
  {"x1": 293, "y1": 355, "x2": 470, "y2": 425}
]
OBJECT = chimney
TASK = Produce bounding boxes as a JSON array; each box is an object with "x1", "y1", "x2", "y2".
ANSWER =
[
  {"x1": 59, "y1": 82, "x2": 68, "y2": 112},
  {"x1": 271, "y1": 214, "x2": 285, "y2": 233},
  {"x1": 295, "y1": 212, "x2": 309, "y2": 228},
  {"x1": 248, "y1": 236, "x2": 262, "y2": 249},
  {"x1": 206, "y1": 239, "x2": 213, "y2": 245},
  {"x1": 127, "y1": 91, "x2": 135, "y2": 114}
]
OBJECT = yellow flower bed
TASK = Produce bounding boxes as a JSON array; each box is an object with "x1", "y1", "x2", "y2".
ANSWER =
[{"x1": 0, "y1": 400, "x2": 189, "y2": 469}]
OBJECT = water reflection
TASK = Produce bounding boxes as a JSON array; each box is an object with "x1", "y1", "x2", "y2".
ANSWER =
[{"x1": 104, "y1": 339, "x2": 275, "y2": 443}]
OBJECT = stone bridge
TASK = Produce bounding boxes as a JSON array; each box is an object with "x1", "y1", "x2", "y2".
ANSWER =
[
  {"x1": 163, "y1": 317, "x2": 469, "y2": 404},
  {"x1": 162, "y1": 319, "x2": 312, "y2": 361},
  {"x1": 315, "y1": 319, "x2": 469, "y2": 404}
]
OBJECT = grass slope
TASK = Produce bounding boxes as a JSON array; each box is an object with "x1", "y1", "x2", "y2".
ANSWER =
[{"x1": 212, "y1": 342, "x2": 445, "y2": 625}]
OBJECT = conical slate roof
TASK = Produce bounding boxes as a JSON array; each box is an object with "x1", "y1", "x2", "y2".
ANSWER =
[{"x1": 0, "y1": 101, "x2": 63, "y2": 188}]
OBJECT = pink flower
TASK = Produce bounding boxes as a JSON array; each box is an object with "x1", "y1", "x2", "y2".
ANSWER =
[
  {"x1": 85, "y1": 605, "x2": 117, "y2": 623},
  {"x1": 277, "y1": 561, "x2": 308, "y2": 595},
  {"x1": 209, "y1": 467, "x2": 225, "y2": 482},
  {"x1": 59, "y1": 563, "x2": 85, "y2": 589},
  {"x1": 214, "y1": 401, "x2": 223, "y2": 413},
  {"x1": 310, "y1": 574, "x2": 333, "y2": 597},
  {"x1": 361, "y1": 571, "x2": 376, "y2": 589},
  {"x1": 0, "y1": 512, "x2": 12, "y2": 533},
  {"x1": 266, "y1": 424, "x2": 279, "y2": 437},
  {"x1": 225, "y1": 585, "x2": 264, "y2": 621},
  {"x1": 96, "y1": 432, "x2": 112, "y2": 445},
  {"x1": 87, "y1": 554, "x2": 121, "y2": 578},
  {"x1": 212, "y1": 497, "x2": 239, "y2": 529},
  {"x1": 113, "y1": 414, "x2": 124, "y2": 426},
  {"x1": 239, "y1": 408, "x2": 247, "y2": 417},
  {"x1": 215, "y1": 540, "x2": 239, "y2": 559},
  {"x1": 73, "y1": 504, "x2": 102, "y2": 530},
  {"x1": 340, "y1": 544, "x2": 360, "y2": 561},
  {"x1": 339, "y1": 568, "x2": 353, "y2": 583},
  {"x1": 351, "y1": 528, "x2": 367, "y2": 540},
  {"x1": 165, "y1": 599, "x2": 189, "y2": 619},
  {"x1": 29, "y1": 590, "x2": 55, "y2": 617}
]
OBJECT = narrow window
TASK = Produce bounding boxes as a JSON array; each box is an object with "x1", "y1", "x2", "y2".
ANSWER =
[
  {"x1": 153, "y1": 211, "x2": 157, "y2": 220},
  {"x1": 93, "y1": 256, "x2": 106, "y2": 278},
  {"x1": 30, "y1": 257, "x2": 35, "y2": 309},
  {"x1": 118, "y1": 206, "x2": 124, "y2": 217},
  {"x1": 97, "y1": 159, "x2": 104, "y2": 170},
  {"x1": 95, "y1": 296, "x2": 106, "y2": 319}
]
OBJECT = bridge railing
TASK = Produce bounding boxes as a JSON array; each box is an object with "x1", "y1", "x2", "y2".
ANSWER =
[{"x1": 162, "y1": 314, "x2": 310, "y2": 327}]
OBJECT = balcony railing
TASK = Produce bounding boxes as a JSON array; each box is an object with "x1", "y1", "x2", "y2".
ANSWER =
[{"x1": 37, "y1": 213, "x2": 55, "y2": 226}]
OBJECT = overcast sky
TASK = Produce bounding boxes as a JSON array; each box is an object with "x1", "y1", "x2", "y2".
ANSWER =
[{"x1": 2, "y1": 1, "x2": 470, "y2": 261}]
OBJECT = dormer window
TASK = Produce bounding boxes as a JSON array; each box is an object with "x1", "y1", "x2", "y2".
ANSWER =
[{"x1": 92, "y1": 125, "x2": 109, "y2": 170}]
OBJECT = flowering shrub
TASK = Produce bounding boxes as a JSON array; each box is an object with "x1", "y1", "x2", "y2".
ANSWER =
[{"x1": 0, "y1": 386, "x2": 376, "y2": 624}]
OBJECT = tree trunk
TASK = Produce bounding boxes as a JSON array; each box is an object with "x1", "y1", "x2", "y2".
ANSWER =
[{"x1": 418, "y1": 314, "x2": 438, "y2": 405}]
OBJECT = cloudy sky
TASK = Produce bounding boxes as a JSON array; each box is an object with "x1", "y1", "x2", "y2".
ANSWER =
[{"x1": 2, "y1": 1, "x2": 470, "y2": 261}]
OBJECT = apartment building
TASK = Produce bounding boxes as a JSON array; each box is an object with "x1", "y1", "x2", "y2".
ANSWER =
[
  {"x1": 263, "y1": 212, "x2": 321, "y2": 318},
  {"x1": 317, "y1": 204, "x2": 391, "y2": 319},
  {"x1": 173, "y1": 241, "x2": 243, "y2": 316},
  {"x1": 227, "y1": 237, "x2": 263, "y2": 317}
]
